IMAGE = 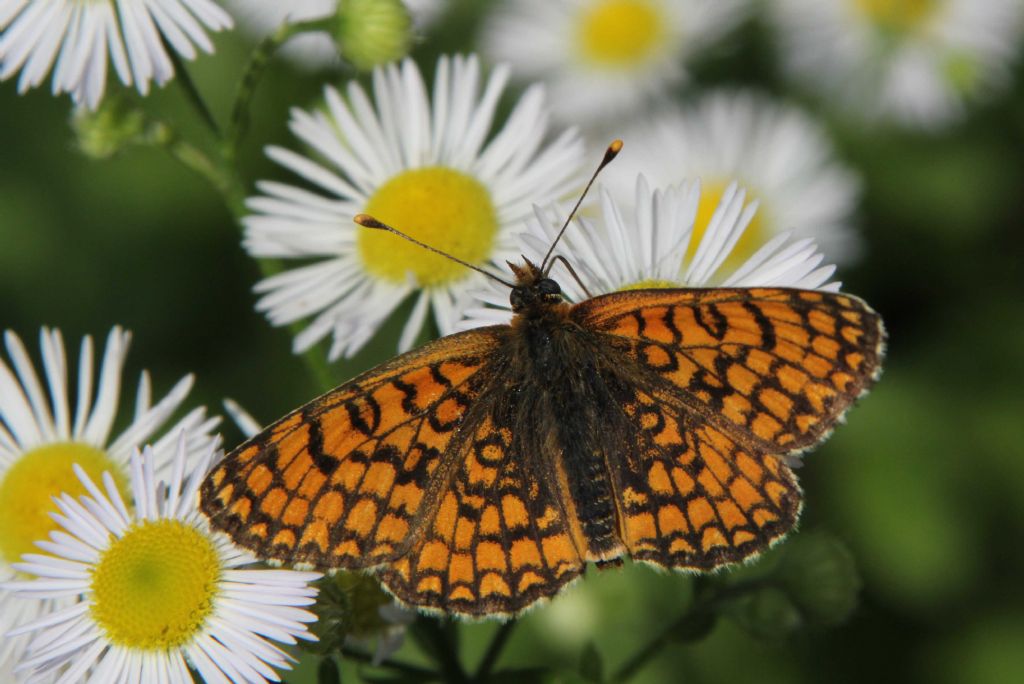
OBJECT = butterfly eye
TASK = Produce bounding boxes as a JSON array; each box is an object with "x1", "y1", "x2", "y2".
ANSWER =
[{"x1": 537, "y1": 278, "x2": 561, "y2": 296}]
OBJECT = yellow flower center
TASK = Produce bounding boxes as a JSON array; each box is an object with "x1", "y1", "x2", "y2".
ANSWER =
[
  {"x1": 359, "y1": 167, "x2": 499, "y2": 287},
  {"x1": 91, "y1": 519, "x2": 221, "y2": 650},
  {"x1": 620, "y1": 278, "x2": 680, "y2": 291},
  {"x1": 577, "y1": 0, "x2": 667, "y2": 67},
  {"x1": 689, "y1": 180, "x2": 767, "y2": 273},
  {"x1": 0, "y1": 443, "x2": 126, "y2": 565},
  {"x1": 854, "y1": 0, "x2": 937, "y2": 33}
]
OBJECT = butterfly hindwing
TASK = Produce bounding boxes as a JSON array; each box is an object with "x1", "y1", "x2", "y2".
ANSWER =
[
  {"x1": 611, "y1": 387, "x2": 801, "y2": 569},
  {"x1": 375, "y1": 378, "x2": 586, "y2": 616},
  {"x1": 200, "y1": 328, "x2": 502, "y2": 567}
]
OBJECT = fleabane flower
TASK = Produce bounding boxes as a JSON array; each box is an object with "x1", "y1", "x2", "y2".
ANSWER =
[
  {"x1": 3, "y1": 440, "x2": 321, "y2": 682},
  {"x1": 607, "y1": 91, "x2": 861, "y2": 265},
  {"x1": 458, "y1": 176, "x2": 839, "y2": 330},
  {"x1": 244, "y1": 54, "x2": 584, "y2": 360},
  {"x1": 481, "y1": 0, "x2": 747, "y2": 125},
  {"x1": 224, "y1": 0, "x2": 444, "y2": 69},
  {"x1": 0, "y1": 327, "x2": 219, "y2": 679},
  {"x1": 0, "y1": 0, "x2": 233, "y2": 110},
  {"x1": 769, "y1": 0, "x2": 1024, "y2": 128}
]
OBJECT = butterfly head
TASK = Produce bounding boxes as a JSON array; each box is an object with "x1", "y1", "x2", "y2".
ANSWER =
[{"x1": 508, "y1": 259, "x2": 563, "y2": 313}]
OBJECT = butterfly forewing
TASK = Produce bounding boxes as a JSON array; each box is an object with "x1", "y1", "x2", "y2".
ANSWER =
[
  {"x1": 573, "y1": 288, "x2": 885, "y2": 456},
  {"x1": 200, "y1": 328, "x2": 502, "y2": 567}
]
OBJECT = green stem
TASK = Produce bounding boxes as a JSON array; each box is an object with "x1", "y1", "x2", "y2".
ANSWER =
[
  {"x1": 226, "y1": 17, "x2": 338, "y2": 163},
  {"x1": 337, "y1": 645, "x2": 437, "y2": 679},
  {"x1": 168, "y1": 49, "x2": 221, "y2": 138},
  {"x1": 147, "y1": 123, "x2": 241, "y2": 209},
  {"x1": 473, "y1": 620, "x2": 517, "y2": 682},
  {"x1": 612, "y1": 578, "x2": 768, "y2": 683},
  {"x1": 411, "y1": 617, "x2": 468, "y2": 684}
]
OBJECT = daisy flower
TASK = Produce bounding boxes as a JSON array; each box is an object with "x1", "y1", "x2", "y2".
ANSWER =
[
  {"x1": 3, "y1": 439, "x2": 320, "y2": 682},
  {"x1": 606, "y1": 91, "x2": 861, "y2": 265},
  {"x1": 769, "y1": 0, "x2": 1024, "y2": 128},
  {"x1": 244, "y1": 54, "x2": 584, "y2": 360},
  {"x1": 0, "y1": 0, "x2": 233, "y2": 110},
  {"x1": 0, "y1": 326, "x2": 219, "y2": 679},
  {"x1": 459, "y1": 176, "x2": 839, "y2": 330},
  {"x1": 223, "y1": 0, "x2": 444, "y2": 69},
  {"x1": 481, "y1": 0, "x2": 747, "y2": 125}
]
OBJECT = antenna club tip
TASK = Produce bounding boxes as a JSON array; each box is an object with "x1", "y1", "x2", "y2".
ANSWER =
[
  {"x1": 602, "y1": 139, "x2": 623, "y2": 165},
  {"x1": 354, "y1": 214, "x2": 383, "y2": 228}
]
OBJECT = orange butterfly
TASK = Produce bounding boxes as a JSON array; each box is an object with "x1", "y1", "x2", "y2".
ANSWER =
[{"x1": 201, "y1": 142, "x2": 885, "y2": 617}]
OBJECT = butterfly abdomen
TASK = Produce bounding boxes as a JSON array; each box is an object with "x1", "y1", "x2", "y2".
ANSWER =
[{"x1": 513, "y1": 313, "x2": 629, "y2": 560}]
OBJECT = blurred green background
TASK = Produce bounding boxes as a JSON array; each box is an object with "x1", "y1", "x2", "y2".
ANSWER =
[{"x1": 2, "y1": 2, "x2": 1024, "y2": 682}]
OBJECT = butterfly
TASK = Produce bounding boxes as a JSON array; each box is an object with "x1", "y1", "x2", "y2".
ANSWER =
[{"x1": 200, "y1": 143, "x2": 885, "y2": 618}]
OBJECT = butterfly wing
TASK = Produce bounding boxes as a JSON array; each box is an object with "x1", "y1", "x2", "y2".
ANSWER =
[
  {"x1": 375, "y1": 368, "x2": 587, "y2": 617},
  {"x1": 571, "y1": 287, "x2": 885, "y2": 568},
  {"x1": 200, "y1": 327, "x2": 505, "y2": 568},
  {"x1": 574, "y1": 288, "x2": 885, "y2": 454}
]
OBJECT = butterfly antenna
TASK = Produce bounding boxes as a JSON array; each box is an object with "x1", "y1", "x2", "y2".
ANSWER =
[
  {"x1": 540, "y1": 139, "x2": 623, "y2": 274},
  {"x1": 353, "y1": 214, "x2": 516, "y2": 288}
]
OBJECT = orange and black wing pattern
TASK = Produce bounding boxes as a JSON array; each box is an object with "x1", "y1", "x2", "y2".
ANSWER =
[
  {"x1": 573, "y1": 287, "x2": 885, "y2": 568},
  {"x1": 200, "y1": 327, "x2": 503, "y2": 568},
  {"x1": 375, "y1": 391, "x2": 586, "y2": 616}
]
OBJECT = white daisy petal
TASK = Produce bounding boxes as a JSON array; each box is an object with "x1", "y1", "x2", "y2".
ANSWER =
[
  {"x1": 245, "y1": 54, "x2": 585, "y2": 360},
  {"x1": 222, "y1": 0, "x2": 445, "y2": 69},
  {"x1": 460, "y1": 177, "x2": 840, "y2": 329},
  {"x1": 482, "y1": 0, "x2": 747, "y2": 126},
  {"x1": 608, "y1": 90, "x2": 863, "y2": 265},
  {"x1": 0, "y1": 327, "x2": 219, "y2": 677},
  {"x1": 769, "y1": 0, "x2": 1024, "y2": 128},
  {"x1": 0, "y1": 0, "x2": 232, "y2": 109},
  {"x1": 5, "y1": 442, "x2": 320, "y2": 683}
]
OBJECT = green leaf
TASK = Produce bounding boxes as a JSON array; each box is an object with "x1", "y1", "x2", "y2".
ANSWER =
[
  {"x1": 775, "y1": 532, "x2": 861, "y2": 626},
  {"x1": 727, "y1": 587, "x2": 804, "y2": 640},
  {"x1": 306, "y1": 573, "x2": 394, "y2": 655}
]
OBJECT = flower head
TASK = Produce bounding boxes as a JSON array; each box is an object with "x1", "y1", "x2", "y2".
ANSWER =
[
  {"x1": 0, "y1": 0, "x2": 233, "y2": 109},
  {"x1": 3, "y1": 438, "x2": 320, "y2": 682},
  {"x1": 482, "y1": 0, "x2": 747, "y2": 125},
  {"x1": 224, "y1": 0, "x2": 444, "y2": 69},
  {"x1": 459, "y1": 176, "x2": 839, "y2": 330},
  {"x1": 0, "y1": 326, "x2": 219, "y2": 678},
  {"x1": 769, "y1": 0, "x2": 1024, "y2": 128},
  {"x1": 607, "y1": 91, "x2": 862, "y2": 264},
  {"x1": 244, "y1": 54, "x2": 584, "y2": 360}
]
